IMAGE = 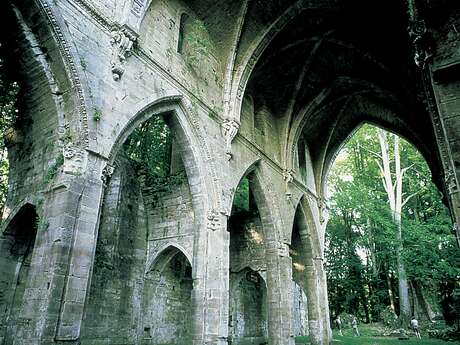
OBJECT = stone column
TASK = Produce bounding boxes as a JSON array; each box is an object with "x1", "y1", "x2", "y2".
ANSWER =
[
  {"x1": 192, "y1": 210, "x2": 230, "y2": 345},
  {"x1": 14, "y1": 152, "x2": 105, "y2": 344},
  {"x1": 265, "y1": 241, "x2": 295, "y2": 345},
  {"x1": 54, "y1": 173, "x2": 105, "y2": 341},
  {"x1": 315, "y1": 257, "x2": 332, "y2": 343},
  {"x1": 297, "y1": 232, "x2": 331, "y2": 345}
]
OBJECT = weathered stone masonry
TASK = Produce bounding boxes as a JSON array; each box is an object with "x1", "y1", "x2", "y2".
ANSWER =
[{"x1": 0, "y1": 0, "x2": 459, "y2": 345}]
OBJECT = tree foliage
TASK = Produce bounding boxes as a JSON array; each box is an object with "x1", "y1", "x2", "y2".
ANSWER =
[
  {"x1": 123, "y1": 115, "x2": 187, "y2": 190},
  {"x1": 0, "y1": 43, "x2": 19, "y2": 213}
]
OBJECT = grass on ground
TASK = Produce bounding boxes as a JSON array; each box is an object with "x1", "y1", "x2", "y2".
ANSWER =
[{"x1": 295, "y1": 324, "x2": 460, "y2": 345}]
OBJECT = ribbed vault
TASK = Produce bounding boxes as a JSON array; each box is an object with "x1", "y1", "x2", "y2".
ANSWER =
[{"x1": 241, "y1": 0, "x2": 454, "y2": 195}]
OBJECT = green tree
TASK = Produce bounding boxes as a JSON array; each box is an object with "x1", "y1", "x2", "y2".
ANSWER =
[
  {"x1": 0, "y1": 43, "x2": 19, "y2": 213},
  {"x1": 122, "y1": 114, "x2": 189, "y2": 193}
]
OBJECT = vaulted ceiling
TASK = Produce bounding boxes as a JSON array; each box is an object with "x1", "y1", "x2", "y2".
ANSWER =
[{"x1": 240, "y1": 0, "x2": 458, "y2": 192}]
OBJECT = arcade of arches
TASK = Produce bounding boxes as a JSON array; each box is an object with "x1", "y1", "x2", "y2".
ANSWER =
[{"x1": 0, "y1": 0, "x2": 458, "y2": 344}]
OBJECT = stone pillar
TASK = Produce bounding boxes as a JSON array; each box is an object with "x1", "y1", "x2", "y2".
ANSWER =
[
  {"x1": 265, "y1": 241, "x2": 295, "y2": 345},
  {"x1": 430, "y1": 69, "x2": 460, "y2": 246},
  {"x1": 298, "y1": 232, "x2": 331, "y2": 345},
  {"x1": 304, "y1": 259, "x2": 322, "y2": 345},
  {"x1": 192, "y1": 210, "x2": 230, "y2": 345},
  {"x1": 14, "y1": 153, "x2": 105, "y2": 344},
  {"x1": 315, "y1": 257, "x2": 332, "y2": 343}
]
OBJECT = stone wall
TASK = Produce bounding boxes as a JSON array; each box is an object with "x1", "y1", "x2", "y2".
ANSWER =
[
  {"x1": 139, "y1": 0, "x2": 222, "y2": 109},
  {"x1": 292, "y1": 281, "x2": 309, "y2": 337},
  {"x1": 140, "y1": 140, "x2": 195, "y2": 272},
  {"x1": 5, "y1": 0, "x2": 456, "y2": 344}
]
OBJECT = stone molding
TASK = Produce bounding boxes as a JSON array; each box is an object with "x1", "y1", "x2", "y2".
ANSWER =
[
  {"x1": 423, "y1": 68, "x2": 460, "y2": 195},
  {"x1": 445, "y1": 168, "x2": 459, "y2": 195},
  {"x1": 37, "y1": 0, "x2": 90, "y2": 148},
  {"x1": 72, "y1": 0, "x2": 113, "y2": 30},
  {"x1": 145, "y1": 242, "x2": 193, "y2": 275},
  {"x1": 131, "y1": 0, "x2": 147, "y2": 17},
  {"x1": 0, "y1": 197, "x2": 37, "y2": 234}
]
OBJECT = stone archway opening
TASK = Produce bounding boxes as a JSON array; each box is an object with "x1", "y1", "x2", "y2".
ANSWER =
[
  {"x1": 228, "y1": 174, "x2": 269, "y2": 345},
  {"x1": 0, "y1": 1, "x2": 75, "y2": 219},
  {"x1": 142, "y1": 247, "x2": 193, "y2": 344},
  {"x1": 324, "y1": 122, "x2": 455, "y2": 327},
  {"x1": 82, "y1": 108, "x2": 199, "y2": 345},
  {"x1": 229, "y1": 268, "x2": 268, "y2": 344},
  {"x1": 0, "y1": 203, "x2": 38, "y2": 344},
  {"x1": 290, "y1": 198, "x2": 327, "y2": 345}
]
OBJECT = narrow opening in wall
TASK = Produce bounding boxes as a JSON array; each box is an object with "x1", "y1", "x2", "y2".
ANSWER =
[
  {"x1": 298, "y1": 139, "x2": 307, "y2": 182},
  {"x1": 143, "y1": 248, "x2": 193, "y2": 343},
  {"x1": 290, "y1": 205, "x2": 311, "y2": 339},
  {"x1": 177, "y1": 13, "x2": 189, "y2": 54}
]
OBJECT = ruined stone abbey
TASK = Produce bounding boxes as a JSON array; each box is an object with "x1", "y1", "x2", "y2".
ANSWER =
[{"x1": 0, "y1": 0, "x2": 458, "y2": 344}]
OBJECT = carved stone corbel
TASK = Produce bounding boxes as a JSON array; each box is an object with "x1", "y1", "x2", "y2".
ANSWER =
[
  {"x1": 62, "y1": 144, "x2": 87, "y2": 175},
  {"x1": 408, "y1": 19, "x2": 432, "y2": 68},
  {"x1": 207, "y1": 209, "x2": 224, "y2": 231},
  {"x1": 283, "y1": 169, "x2": 294, "y2": 201},
  {"x1": 318, "y1": 197, "x2": 326, "y2": 224},
  {"x1": 283, "y1": 169, "x2": 294, "y2": 184},
  {"x1": 110, "y1": 25, "x2": 138, "y2": 81},
  {"x1": 221, "y1": 118, "x2": 240, "y2": 160},
  {"x1": 277, "y1": 242, "x2": 290, "y2": 257},
  {"x1": 101, "y1": 164, "x2": 115, "y2": 185}
]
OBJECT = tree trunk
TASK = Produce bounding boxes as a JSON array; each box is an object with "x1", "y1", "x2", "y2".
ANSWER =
[
  {"x1": 413, "y1": 280, "x2": 436, "y2": 321},
  {"x1": 377, "y1": 130, "x2": 412, "y2": 327},
  {"x1": 394, "y1": 210, "x2": 411, "y2": 326},
  {"x1": 409, "y1": 280, "x2": 420, "y2": 319},
  {"x1": 384, "y1": 265, "x2": 396, "y2": 313}
]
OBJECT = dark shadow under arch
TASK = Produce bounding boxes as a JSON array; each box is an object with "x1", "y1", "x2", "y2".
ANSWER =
[
  {"x1": 142, "y1": 246, "x2": 193, "y2": 344},
  {"x1": 0, "y1": 203, "x2": 38, "y2": 344},
  {"x1": 229, "y1": 267, "x2": 268, "y2": 344},
  {"x1": 147, "y1": 244, "x2": 193, "y2": 275}
]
